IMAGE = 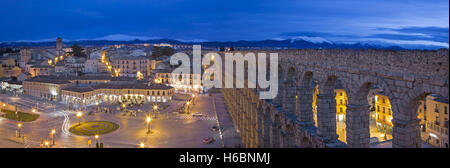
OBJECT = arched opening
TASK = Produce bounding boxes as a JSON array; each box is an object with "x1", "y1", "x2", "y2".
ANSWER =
[
  {"x1": 313, "y1": 84, "x2": 318, "y2": 126},
  {"x1": 284, "y1": 67, "x2": 297, "y2": 115},
  {"x1": 283, "y1": 124, "x2": 296, "y2": 147},
  {"x1": 348, "y1": 82, "x2": 394, "y2": 147},
  {"x1": 262, "y1": 107, "x2": 272, "y2": 148},
  {"x1": 301, "y1": 137, "x2": 313, "y2": 148},
  {"x1": 273, "y1": 65, "x2": 284, "y2": 108},
  {"x1": 298, "y1": 71, "x2": 315, "y2": 124},
  {"x1": 334, "y1": 81, "x2": 348, "y2": 143},
  {"x1": 368, "y1": 86, "x2": 393, "y2": 142},
  {"x1": 270, "y1": 114, "x2": 282, "y2": 148}
]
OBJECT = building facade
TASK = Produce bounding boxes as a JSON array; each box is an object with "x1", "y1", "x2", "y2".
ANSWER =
[
  {"x1": 111, "y1": 56, "x2": 155, "y2": 77},
  {"x1": 29, "y1": 65, "x2": 54, "y2": 77},
  {"x1": 418, "y1": 94, "x2": 449, "y2": 148},
  {"x1": 61, "y1": 83, "x2": 174, "y2": 106},
  {"x1": 22, "y1": 78, "x2": 71, "y2": 101},
  {"x1": 154, "y1": 69, "x2": 204, "y2": 94}
]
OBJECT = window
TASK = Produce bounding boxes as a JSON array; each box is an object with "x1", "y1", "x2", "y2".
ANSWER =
[
  {"x1": 445, "y1": 106, "x2": 448, "y2": 114},
  {"x1": 377, "y1": 106, "x2": 380, "y2": 112},
  {"x1": 435, "y1": 104, "x2": 439, "y2": 113}
]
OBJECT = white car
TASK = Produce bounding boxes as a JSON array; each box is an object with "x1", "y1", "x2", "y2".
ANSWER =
[{"x1": 192, "y1": 112, "x2": 203, "y2": 117}]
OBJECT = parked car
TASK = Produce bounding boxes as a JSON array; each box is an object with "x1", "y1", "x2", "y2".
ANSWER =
[
  {"x1": 211, "y1": 126, "x2": 219, "y2": 131},
  {"x1": 192, "y1": 112, "x2": 203, "y2": 117},
  {"x1": 202, "y1": 137, "x2": 215, "y2": 144}
]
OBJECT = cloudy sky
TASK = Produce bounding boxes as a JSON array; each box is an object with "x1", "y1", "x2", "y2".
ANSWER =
[{"x1": 0, "y1": 0, "x2": 448, "y2": 48}]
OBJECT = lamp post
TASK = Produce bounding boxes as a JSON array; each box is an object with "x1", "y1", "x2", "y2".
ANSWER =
[
  {"x1": 44, "y1": 140, "x2": 50, "y2": 148},
  {"x1": 50, "y1": 129, "x2": 56, "y2": 145},
  {"x1": 152, "y1": 105, "x2": 158, "y2": 117},
  {"x1": 185, "y1": 101, "x2": 190, "y2": 113},
  {"x1": 146, "y1": 116, "x2": 151, "y2": 134},
  {"x1": 76, "y1": 111, "x2": 83, "y2": 126},
  {"x1": 95, "y1": 102, "x2": 99, "y2": 112},
  {"x1": 191, "y1": 94, "x2": 196, "y2": 105},
  {"x1": 94, "y1": 134, "x2": 100, "y2": 145},
  {"x1": 139, "y1": 142, "x2": 146, "y2": 148},
  {"x1": 122, "y1": 103, "x2": 126, "y2": 111},
  {"x1": 17, "y1": 123, "x2": 22, "y2": 138}
]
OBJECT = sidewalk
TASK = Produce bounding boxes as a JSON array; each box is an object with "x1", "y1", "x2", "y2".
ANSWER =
[{"x1": 211, "y1": 92, "x2": 243, "y2": 148}]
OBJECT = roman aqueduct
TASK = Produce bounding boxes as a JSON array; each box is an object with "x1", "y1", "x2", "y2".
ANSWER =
[{"x1": 220, "y1": 49, "x2": 448, "y2": 148}]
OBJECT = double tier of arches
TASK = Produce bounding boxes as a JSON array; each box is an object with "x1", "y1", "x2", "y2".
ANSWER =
[{"x1": 222, "y1": 63, "x2": 448, "y2": 148}]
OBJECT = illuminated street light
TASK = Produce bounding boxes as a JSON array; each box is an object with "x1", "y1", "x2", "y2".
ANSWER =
[
  {"x1": 94, "y1": 134, "x2": 100, "y2": 144},
  {"x1": 44, "y1": 141, "x2": 49, "y2": 148},
  {"x1": 76, "y1": 111, "x2": 83, "y2": 125},
  {"x1": 32, "y1": 109, "x2": 36, "y2": 113},
  {"x1": 17, "y1": 123, "x2": 22, "y2": 137},
  {"x1": 146, "y1": 116, "x2": 151, "y2": 134},
  {"x1": 50, "y1": 129, "x2": 56, "y2": 145},
  {"x1": 153, "y1": 105, "x2": 158, "y2": 110},
  {"x1": 139, "y1": 142, "x2": 146, "y2": 148},
  {"x1": 185, "y1": 101, "x2": 190, "y2": 113}
]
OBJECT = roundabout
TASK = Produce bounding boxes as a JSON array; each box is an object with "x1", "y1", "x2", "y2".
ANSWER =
[{"x1": 69, "y1": 121, "x2": 119, "y2": 136}]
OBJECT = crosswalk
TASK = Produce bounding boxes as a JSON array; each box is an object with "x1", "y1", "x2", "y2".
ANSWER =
[{"x1": 173, "y1": 115, "x2": 217, "y2": 121}]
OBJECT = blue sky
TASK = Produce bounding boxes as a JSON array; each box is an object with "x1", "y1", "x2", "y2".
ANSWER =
[{"x1": 0, "y1": 0, "x2": 448, "y2": 48}]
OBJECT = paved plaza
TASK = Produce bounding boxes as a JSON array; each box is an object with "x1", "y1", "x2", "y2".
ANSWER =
[{"x1": 0, "y1": 92, "x2": 238, "y2": 148}]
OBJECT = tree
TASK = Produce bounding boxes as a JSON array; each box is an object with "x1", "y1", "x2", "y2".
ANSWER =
[
  {"x1": 152, "y1": 46, "x2": 174, "y2": 58},
  {"x1": 70, "y1": 44, "x2": 86, "y2": 58},
  {"x1": 0, "y1": 66, "x2": 4, "y2": 77}
]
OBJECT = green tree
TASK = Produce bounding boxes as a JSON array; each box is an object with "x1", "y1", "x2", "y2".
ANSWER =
[
  {"x1": 152, "y1": 46, "x2": 174, "y2": 58},
  {"x1": 70, "y1": 44, "x2": 86, "y2": 58}
]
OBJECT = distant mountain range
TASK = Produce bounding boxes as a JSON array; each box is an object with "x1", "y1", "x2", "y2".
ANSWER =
[{"x1": 1, "y1": 35, "x2": 443, "y2": 50}]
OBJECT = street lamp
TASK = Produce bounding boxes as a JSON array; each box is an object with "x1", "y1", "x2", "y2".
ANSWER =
[
  {"x1": 146, "y1": 116, "x2": 151, "y2": 134},
  {"x1": 17, "y1": 123, "x2": 22, "y2": 137},
  {"x1": 94, "y1": 134, "x2": 100, "y2": 145},
  {"x1": 51, "y1": 129, "x2": 56, "y2": 145},
  {"x1": 152, "y1": 105, "x2": 158, "y2": 117},
  {"x1": 185, "y1": 101, "x2": 190, "y2": 113},
  {"x1": 76, "y1": 111, "x2": 83, "y2": 125},
  {"x1": 139, "y1": 142, "x2": 146, "y2": 148},
  {"x1": 44, "y1": 140, "x2": 49, "y2": 148}
]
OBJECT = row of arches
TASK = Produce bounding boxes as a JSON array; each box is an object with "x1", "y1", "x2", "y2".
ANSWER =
[{"x1": 223, "y1": 63, "x2": 448, "y2": 148}]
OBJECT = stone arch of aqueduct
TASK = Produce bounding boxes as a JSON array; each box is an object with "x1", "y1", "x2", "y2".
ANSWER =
[{"x1": 220, "y1": 49, "x2": 449, "y2": 148}]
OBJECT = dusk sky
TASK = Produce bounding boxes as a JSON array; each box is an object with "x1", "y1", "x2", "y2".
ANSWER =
[{"x1": 0, "y1": 0, "x2": 448, "y2": 48}]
